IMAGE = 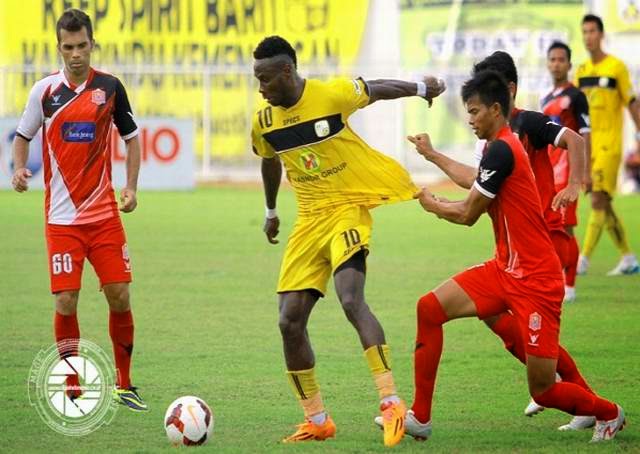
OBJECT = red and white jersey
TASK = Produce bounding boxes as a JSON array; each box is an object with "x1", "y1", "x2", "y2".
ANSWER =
[
  {"x1": 474, "y1": 126, "x2": 563, "y2": 280},
  {"x1": 16, "y1": 68, "x2": 138, "y2": 225}
]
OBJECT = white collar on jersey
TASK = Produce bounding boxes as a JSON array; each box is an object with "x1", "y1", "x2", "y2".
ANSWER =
[{"x1": 60, "y1": 68, "x2": 90, "y2": 94}]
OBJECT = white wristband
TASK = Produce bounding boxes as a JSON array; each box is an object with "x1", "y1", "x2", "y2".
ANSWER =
[
  {"x1": 265, "y1": 207, "x2": 278, "y2": 219},
  {"x1": 416, "y1": 81, "x2": 427, "y2": 98}
]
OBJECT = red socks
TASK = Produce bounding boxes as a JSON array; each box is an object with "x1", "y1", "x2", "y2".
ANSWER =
[
  {"x1": 533, "y1": 382, "x2": 617, "y2": 420},
  {"x1": 109, "y1": 310, "x2": 134, "y2": 389},
  {"x1": 54, "y1": 311, "x2": 81, "y2": 396},
  {"x1": 411, "y1": 292, "x2": 448, "y2": 424},
  {"x1": 565, "y1": 235, "x2": 579, "y2": 287}
]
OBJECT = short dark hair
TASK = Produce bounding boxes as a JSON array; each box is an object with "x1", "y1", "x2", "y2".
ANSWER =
[
  {"x1": 56, "y1": 8, "x2": 93, "y2": 42},
  {"x1": 461, "y1": 70, "x2": 511, "y2": 118},
  {"x1": 547, "y1": 41, "x2": 572, "y2": 62},
  {"x1": 253, "y1": 36, "x2": 297, "y2": 68},
  {"x1": 473, "y1": 51, "x2": 518, "y2": 86},
  {"x1": 582, "y1": 14, "x2": 604, "y2": 33}
]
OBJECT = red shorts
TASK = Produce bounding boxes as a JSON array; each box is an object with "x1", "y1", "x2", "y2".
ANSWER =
[
  {"x1": 561, "y1": 199, "x2": 578, "y2": 227},
  {"x1": 453, "y1": 260, "x2": 564, "y2": 359},
  {"x1": 549, "y1": 229, "x2": 570, "y2": 268},
  {"x1": 45, "y1": 216, "x2": 132, "y2": 293}
]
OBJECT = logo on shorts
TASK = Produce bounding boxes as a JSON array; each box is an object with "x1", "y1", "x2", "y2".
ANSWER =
[
  {"x1": 122, "y1": 244, "x2": 131, "y2": 272},
  {"x1": 91, "y1": 89, "x2": 106, "y2": 105},
  {"x1": 28, "y1": 339, "x2": 118, "y2": 436},
  {"x1": 62, "y1": 122, "x2": 96, "y2": 143},
  {"x1": 528, "y1": 333, "x2": 540, "y2": 347},
  {"x1": 528, "y1": 312, "x2": 542, "y2": 331},
  {"x1": 300, "y1": 150, "x2": 320, "y2": 173}
]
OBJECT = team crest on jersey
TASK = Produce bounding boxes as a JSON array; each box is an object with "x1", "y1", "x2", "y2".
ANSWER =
[
  {"x1": 528, "y1": 312, "x2": 542, "y2": 331},
  {"x1": 91, "y1": 89, "x2": 106, "y2": 105},
  {"x1": 314, "y1": 120, "x2": 330, "y2": 138},
  {"x1": 300, "y1": 150, "x2": 320, "y2": 173}
]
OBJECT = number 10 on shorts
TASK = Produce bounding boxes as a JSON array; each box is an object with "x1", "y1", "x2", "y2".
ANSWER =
[{"x1": 52, "y1": 253, "x2": 73, "y2": 274}]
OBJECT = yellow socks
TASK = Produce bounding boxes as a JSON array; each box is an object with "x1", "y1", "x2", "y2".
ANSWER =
[
  {"x1": 365, "y1": 345, "x2": 398, "y2": 401},
  {"x1": 582, "y1": 209, "x2": 606, "y2": 258},
  {"x1": 605, "y1": 210, "x2": 631, "y2": 254},
  {"x1": 286, "y1": 368, "x2": 325, "y2": 421}
]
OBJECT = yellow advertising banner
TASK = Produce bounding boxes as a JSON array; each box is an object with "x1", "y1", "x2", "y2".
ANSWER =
[{"x1": 0, "y1": 0, "x2": 369, "y2": 158}]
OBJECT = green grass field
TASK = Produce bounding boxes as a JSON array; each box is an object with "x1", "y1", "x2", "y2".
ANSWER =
[{"x1": 1, "y1": 187, "x2": 639, "y2": 453}]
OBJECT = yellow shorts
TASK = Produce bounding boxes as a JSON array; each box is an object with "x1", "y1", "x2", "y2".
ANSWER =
[
  {"x1": 591, "y1": 140, "x2": 621, "y2": 195},
  {"x1": 277, "y1": 205, "x2": 372, "y2": 296}
]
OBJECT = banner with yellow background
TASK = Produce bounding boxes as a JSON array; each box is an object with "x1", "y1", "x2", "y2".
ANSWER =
[{"x1": 0, "y1": 0, "x2": 369, "y2": 158}]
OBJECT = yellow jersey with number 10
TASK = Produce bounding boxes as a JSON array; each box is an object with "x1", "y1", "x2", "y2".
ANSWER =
[
  {"x1": 251, "y1": 77, "x2": 418, "y2": 217},
  {"x1": 574, "y1": 54, "x2": 636, "y2": 153}
]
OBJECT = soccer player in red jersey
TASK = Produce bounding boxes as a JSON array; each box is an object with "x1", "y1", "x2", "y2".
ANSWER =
[
  {"x1": 404, "y1": 70, "x2": 624, "y2": 444},
  {"x1": 541, "y1": 41, "x2": 591, "y2": 303},
  {"x1": 11, "y1": 9, "x2": 147, "y2": 411}
]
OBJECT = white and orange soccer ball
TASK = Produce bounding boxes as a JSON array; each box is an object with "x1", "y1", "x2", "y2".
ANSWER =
[{"x1": 164, "y1": 396, "x2": 214, "y2": 446}]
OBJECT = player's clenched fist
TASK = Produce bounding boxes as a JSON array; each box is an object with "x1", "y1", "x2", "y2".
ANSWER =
[
  {"x1": 119, "y1": 188, "x2": 138, "y2": 213},
  {"x1": 420, "y1": 76, "x2": 446, "y2": 107},
  {"x1": 12, "y1": 167, "x2": 32, "y2": 192},
  {"x1": 407, "y1": 133, "x2": 437, "y2": 161},
  {"x1": 263, "y1": 216, "x2": 280, "y2": 244}
]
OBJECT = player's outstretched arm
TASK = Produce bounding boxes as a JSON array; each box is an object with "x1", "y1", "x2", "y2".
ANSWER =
[
  {"x1": 120, "y1": 136, "x2": 141, "y2": 213},
  {"x1": 366, "y1": 76, "x2": 445, "y2": 107},
  {"x1": 261, "y1": 156, "x2": 282, "y2": 245},
  {"x1": 11, "y1": 135, "x2": 32, "y2": 193},
  {"x1": 552, "y1": 129, "x2": 584, "y2": 210},
  {"x1": 415, "y1": 186, "x2": 491, "y2": 226},
  {"x1": 407, "y1": 133, "x2": 476, "y2": 189}
]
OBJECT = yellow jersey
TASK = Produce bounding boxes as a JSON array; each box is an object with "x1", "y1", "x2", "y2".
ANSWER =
[
  {"x1": 574, "y1": 54, "x2": 636, "y2": 153},
  {"x1": 251, "y1": 77, "x2": 418, "y2": 216}
]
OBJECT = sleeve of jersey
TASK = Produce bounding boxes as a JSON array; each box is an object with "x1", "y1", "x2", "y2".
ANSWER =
[
  {"x1": 113, "y1": 79, "x2": 139, "y2": 140},
  {"x1": 524, "y1": 110, "x2": 567, "y2": 148},
  {"x1": 572, "y1": 91, "x2": 591, "y2": 134},
  {"x1": 15, "y1": 83, "x2": 45, "y2": 141},
  {"x1": 334, "y1": 77, "x2": 370, "y2": 117},
  {"x1": 251, "y1": 114, "x2": 276, "y2": 158},
  {"x1": 473, "y1": 140, "x2": 514, "y2": 199},
  {"x1": 617, "y1": 62, "x2": 636, "y2": 106}
]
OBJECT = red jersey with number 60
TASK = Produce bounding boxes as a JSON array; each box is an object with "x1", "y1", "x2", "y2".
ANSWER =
[
  {"x1": 16, "y1": 68, "x2": 138, "y2": 225},
  {"x1": 473, "y1": 126, "x2": 563, "y2": 280}
]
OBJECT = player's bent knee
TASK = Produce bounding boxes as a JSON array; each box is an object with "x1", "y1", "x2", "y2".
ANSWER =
[
  {"x1": 278, "y1": 314, "x2": 307, "y2": 339},
  {"x1": 55, "y1": 291, "x2": 79, "y2": 314},
  {"x1": 417, "y1": 292, "x2": 448, "y2": 326},
  {"x1": 104, "y1": 284, "x2": 130, "y2": 312}
]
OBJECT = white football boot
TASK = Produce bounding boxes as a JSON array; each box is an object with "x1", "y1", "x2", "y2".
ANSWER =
[
  {"x1": 590, "y1": 405, "x2": 625, "y2": 442},
  {"x1": 524, "y1": 399, "x2": 545, "y2": 417},
  {"x1": 576, "y1": 255, "x2": 589, "y2": 275},
  {"x1": 558, "y1": 415, "x2": 596, "y2": 431},
  {"x1": 375, "y1": 409, "x2": 432, "y2": 440},
  {"x1": 563, "y1": 286, "x2": 576, "y2": 303},
  {"x1": 607, "y1": 254, "x2": 640, "y2": 276}
]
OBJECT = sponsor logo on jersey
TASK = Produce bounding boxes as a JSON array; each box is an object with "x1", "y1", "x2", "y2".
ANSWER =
[
  {"x1": 479, "y1": 167, "x2": 496, "y2": 182},
  {"x1": 598, "y1": 77, "x2": 610, "y2": 88},
  {"x1": 314, "y1": 120, "x2": 330, "y2": 138},
  {"x1": 91, "y1": 89, "x2": 106, "y2": 105},
  {"x1": 528, "y1": 312, "x2": 542, "y2": 331},
  {"x1": 62, "y1": 122, "x2": 96, "y2": 142},
  {"x1": 300, "y1": 150, "x2": 320, "y2": 173}
]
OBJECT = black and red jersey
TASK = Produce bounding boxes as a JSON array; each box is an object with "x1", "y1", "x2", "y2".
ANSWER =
[
  {"x1": 510, "y1": 108, "x2": 566, "y2": 233},
  {"x1": 474, "y1": 126, "x2": 563, "y2": 280},
  {"x1": 16, "y1": 68, "x2": 138, "y2": 225}
]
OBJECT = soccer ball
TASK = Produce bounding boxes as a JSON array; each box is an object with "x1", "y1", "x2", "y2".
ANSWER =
[{"x1": 164, "y1": 396, "x2": 214, "y2": 446}]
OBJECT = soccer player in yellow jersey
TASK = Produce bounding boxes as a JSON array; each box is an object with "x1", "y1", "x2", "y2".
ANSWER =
[
  {"x1": 575, "y1": 14, "x2": 640, "y2": 275},
  {"x1": 251, "y1": 36, "x2": 445, "y2": 446}
]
